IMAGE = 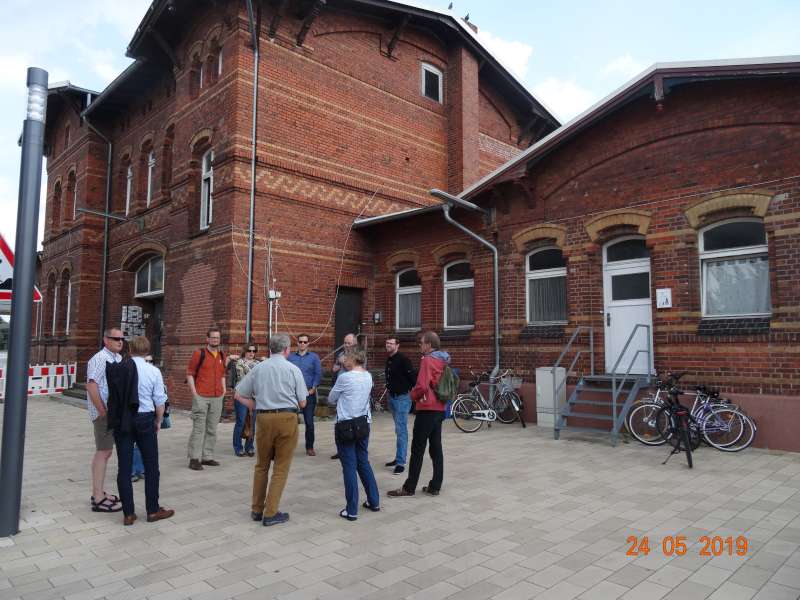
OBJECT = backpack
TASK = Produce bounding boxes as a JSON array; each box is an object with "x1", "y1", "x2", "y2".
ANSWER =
[
  {"x1": 434, "y1": 363, "x2": 459, "y2": 403},
  {"x1": 187, "y1": 348, "x2": 226, "y2": 383}
]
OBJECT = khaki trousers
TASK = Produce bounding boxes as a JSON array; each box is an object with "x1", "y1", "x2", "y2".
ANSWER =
[
  {"x1": 251, "y1": 412, "x2": 298, "y2": 517},
  {"x1": 187, "y1": 395, "x2": 223, "y2": 460}
]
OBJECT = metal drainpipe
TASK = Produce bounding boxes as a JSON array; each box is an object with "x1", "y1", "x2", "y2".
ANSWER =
[
  {"x1": 441, "y1": 204, "x2": 500, "y2": 383},
  {"x1": 244, "y1": 0, "x2": 259, "y2": 344},
  {"x1": 83, "y1": 117, "x2": 112, "y2": 346}
]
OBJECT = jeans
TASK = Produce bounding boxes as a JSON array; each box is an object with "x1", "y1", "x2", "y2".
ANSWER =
[
  {"x1": 132, "y1": 444, "x2": 144, "y2": 476},
  {"x1": 233, "y1": 399, "x2": 255, "y2": 454},
  {"x1": 336, "y1": 435, "x2": 379, "y2": 516},
  {"x1": 114, "y1": 412, "x2": 161, "y2": 516},
  {"x1": 403, "y1": 411, "x2": 445, "y2": 494},
  {"x1": 389, "y1": 393, "x2": 412, "y2": 466},
  {"x1": 301, "y1": 394, "x2": 317, "y2": 450}
]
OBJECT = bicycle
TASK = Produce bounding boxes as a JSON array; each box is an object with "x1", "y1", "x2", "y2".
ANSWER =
[
  {"x1": 657, "y1": 384, "x2": 698, "y2": 468},
  {"x1": 451, "y1": 369, "x2": 525, "y2": 433}
]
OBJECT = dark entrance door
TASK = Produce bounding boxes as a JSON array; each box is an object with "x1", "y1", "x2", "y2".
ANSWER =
[
  {"x1": 147, "y1": 298, "x2": 164, "y2": 364},
  {"x1": 334, "y1": 287, "x2": 363, "y2": 350}
]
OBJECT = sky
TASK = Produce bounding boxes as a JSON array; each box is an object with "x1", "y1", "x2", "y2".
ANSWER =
[{"x1": 0, "y1": 0, "x2": 797, "y2": 253}]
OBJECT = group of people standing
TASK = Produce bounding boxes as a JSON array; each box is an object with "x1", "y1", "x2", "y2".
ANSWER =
[{"x1": 84, "y1": 322, "x2": 451, "y2": 528}]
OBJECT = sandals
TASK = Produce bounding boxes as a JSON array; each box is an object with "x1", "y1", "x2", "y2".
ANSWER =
[
  {"x1": 362, "y1": 501, "x2": 380, "y2": 512},
  {"x1": 339, "y1": 509, "x2": 357, "y2": 521},
  {"x1": 91, "y1": 495, "x2": 122, "y2": 513}
]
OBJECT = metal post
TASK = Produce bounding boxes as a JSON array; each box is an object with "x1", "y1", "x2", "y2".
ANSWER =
[
  {"x1": 589, "y1": 327, "x2": 594, "y2": 376},
  {"x1": 244, "y1": 0, "x2": 259, "y2": 344},
  {"x1": 0, "y1": 67, "x2": 48, "y2": 537}
]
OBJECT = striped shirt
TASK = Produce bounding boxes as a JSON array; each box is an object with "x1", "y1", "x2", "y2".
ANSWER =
[{"x1": 86, "y1": 347, "x2": 122, "y2": 421}]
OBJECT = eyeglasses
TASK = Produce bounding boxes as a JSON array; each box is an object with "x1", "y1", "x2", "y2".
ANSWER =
[
  {"x1": 106, "y1": 336, "x2": 124, "y2": 342},
  {"x1": 298, "y1": 340, "x2": 309, "y2": 344}
]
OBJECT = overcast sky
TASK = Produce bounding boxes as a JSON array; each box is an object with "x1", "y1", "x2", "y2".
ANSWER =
[{"x1": 0, "y1": 0, "x2": 797, "y2": 253}]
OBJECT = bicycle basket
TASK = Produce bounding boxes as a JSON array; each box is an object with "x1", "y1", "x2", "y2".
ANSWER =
[{"x1": 501, "y1": 376, "x2": 523, "y2": 390}]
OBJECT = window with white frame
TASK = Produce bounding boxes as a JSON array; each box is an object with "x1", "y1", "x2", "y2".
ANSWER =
[
  {"x1": 420, "y1": 62, "x2": 443, "y2": 103},
  {"x1": 125, "y1": 164, "x2": 133, "y2": 215},
  {"x1": 526, "y1": 248, "x2": 567, "y2": 323},
  {"x1": 51, "y1": 283, "x2": 58, "y2": 336},
  {"x1": 699, "y1": 219, "x2": 770, "y2": 317},
  {"x1": 199, "y1": 61, "x2": 205, "y2": 89},
  {"x1": 444, "y1": 261, "x2": 473, "y2": 328},
  {"x1": 217, "y1": 47, "x2": 223, "y2": 76},
  {"x1": 65, "y1": 278, "x2": 72, "y2": 335},
  {"x1": 135, "y1": 256, "x2": 165, "y2": 297},
  {"x1": 146, "y1": 150, "x2": 156, "y2": 207},
  {"x1": 72, "y1": 180, "x2": 78, "y2": 220},
  {"x1": 200, "y1": 149, "x2": 214, "y2": 230},
  {"x1": 396, "y1": 269, "x2": 421, "y2": 330}
]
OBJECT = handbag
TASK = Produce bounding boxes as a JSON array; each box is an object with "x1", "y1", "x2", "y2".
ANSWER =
[
  {"x1": 160, "y1": 414, "x2": 172, "y2": 429},
  {"x1": 334, "y1": 414, "x2": 370, "y2": 444}
]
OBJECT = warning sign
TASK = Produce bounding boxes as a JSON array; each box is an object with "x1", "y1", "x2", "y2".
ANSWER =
[{"x1": 0, "y1": 233, "x2": 43, "y2": 303}]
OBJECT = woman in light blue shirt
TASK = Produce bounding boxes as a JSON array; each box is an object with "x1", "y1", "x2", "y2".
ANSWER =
[{"x1": 328, "y1": 348, "x2": 380, "y2": 520}]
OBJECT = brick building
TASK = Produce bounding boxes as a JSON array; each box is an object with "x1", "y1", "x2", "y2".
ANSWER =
[
  {"x1": 34, "y1": 1, "x2": 557, "y2": 406},
  {"x1": 359, "y1": 57, "x2": 800, "y2": 451}
]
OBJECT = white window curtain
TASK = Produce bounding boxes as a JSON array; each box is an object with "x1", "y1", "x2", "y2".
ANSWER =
[
  {"x1": 528, "y1": 276, "x2": 567, "y2": 322},
  {"x1": 446, "y1": 286, "x2": 473, "y2": 327},
  {"x1": 704, "y1": 256, "x2": 770, "y2": 316},
  {"x1": 398, "y1": 292, "x2": 421, "y2": 329}
]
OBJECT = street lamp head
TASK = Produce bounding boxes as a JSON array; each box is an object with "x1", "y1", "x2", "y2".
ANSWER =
[{"x1": 25, "y1": 68, "x2": 48, "y2": 123}]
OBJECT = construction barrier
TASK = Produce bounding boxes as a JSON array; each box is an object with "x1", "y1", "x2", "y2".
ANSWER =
[{"x1": 0, "y1": 363, "x2": 77, "y2": 400}]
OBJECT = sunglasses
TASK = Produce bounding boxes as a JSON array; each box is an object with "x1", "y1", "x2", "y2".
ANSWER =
[
  {"x1": 298, "y1": 340, "x2": 309, "y2": 344},
  {"x1": 106, "y1": 336, "x2": 124, "y2": 342},
  {"x1": 247, "y1": 348, "x2": 256, "y2": 352}
]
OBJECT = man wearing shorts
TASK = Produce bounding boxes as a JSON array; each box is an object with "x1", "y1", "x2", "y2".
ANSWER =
[{"x1": 86, "y1": 328, "x2": 125, "y2": 512}]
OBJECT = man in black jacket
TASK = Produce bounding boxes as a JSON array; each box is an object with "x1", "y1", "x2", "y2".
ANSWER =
[{"x1": 384, "y1": 336, "x2": 416, "y2": 475}]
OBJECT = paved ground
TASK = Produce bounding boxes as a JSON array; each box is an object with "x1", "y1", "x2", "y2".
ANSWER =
[{"x1": 1, "y1": 396, "x2": 799, "y2": 600}]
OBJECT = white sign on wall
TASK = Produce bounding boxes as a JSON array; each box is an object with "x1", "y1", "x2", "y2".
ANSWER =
[{"x1": 656, "y1": 288, "x2": 672, "y2": 309}]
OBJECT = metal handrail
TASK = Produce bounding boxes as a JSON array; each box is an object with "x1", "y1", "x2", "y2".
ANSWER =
[
  {"x1": 609, "y1": 324, "x2": 652, "y2": 431},
  {"x1": 551, "y1": 326, "x2": 594, "y2": 436}
]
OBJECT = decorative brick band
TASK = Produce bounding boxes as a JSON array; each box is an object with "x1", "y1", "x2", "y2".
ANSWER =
[
  {"x1": 584, "y1": 209, "x2": 651, "y2": 242},
  {"x1": 519, "y1": 324, "x2": 566, "y2": 339},
  {"x1": 512, "y1": 223, "x2": 567, "y2": 252},
  {"x1": 684, "y1": 191, "x2": 772, "y2": 229},
  {"x1": 697, "y1": 317, "x2": 771, "y2": 336}
]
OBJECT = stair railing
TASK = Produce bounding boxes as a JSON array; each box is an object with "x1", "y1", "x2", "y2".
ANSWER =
[
  {"x1": 609, "y1": 323, "x2": 653, "y2": 434},
  {"x1": 551, "y1": 326, "x2": 594, "y2": 439}
]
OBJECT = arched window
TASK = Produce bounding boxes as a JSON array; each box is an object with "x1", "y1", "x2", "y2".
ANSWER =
[
  {"x1": 64, "y1": 171, "x2": 76, "y2": 226},
  {"x1": 146, "y1": 150, "x2": 156, "y2": 207},
  {"x1": 189, "y1": 54, "x2": 202, "y2": 98},
  {"x1": 58, "y1": 271, "x2": 71, "y2": 336},
  {"x1": 200, "y1": 149, "x2": 214, "y2": 230},
  {"x1": 161, "y1": 125, "x2": 174, "y2": 197},
  {"x1": 396, "y1": 269, "x2": 421, "y2": 331},
  {"x1": 45, "y1": 273, "x2": 56, "y2": 336},
  {"x1": 526, "y1": 248, "x2": 567, "y2": 324},
  {"x1": 444, "y1": 261, "x2": 474, "y2": 328},
  {"x1": 699, "y1": 219, "x2": 770, "y2": 317},
  {"x1": 216, "y1": 45, "x2": 223, "y2": 77},
  {"x1": 51, "y1": 182, "x2": 62, "y2": 234},
  {"x1": 125, "y1": 164, "x2": 134, "y2": 215},
  {"x1": 135, "y1": 256, "x2": 165, "y2": 297}
]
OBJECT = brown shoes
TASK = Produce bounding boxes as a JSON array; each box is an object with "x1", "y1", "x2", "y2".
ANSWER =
[
  {"x1": 147, "y1": 507, "x2": 175, "y2": 523},
  {"x1": 189, "y1": 459, "x2": 203, "y2": 470},
  {"x1": 387, "y1": 487, "x2": 415, "y2": 497},
  {"x1": 201, "y1": 459, "x2": 220, "y2": 466},
  {"x1": 306, "y1": 448, "x2": 316, "y2": 456},
  {"x1": 123, "y1": 513, "x2": 137, "y2": 526}
]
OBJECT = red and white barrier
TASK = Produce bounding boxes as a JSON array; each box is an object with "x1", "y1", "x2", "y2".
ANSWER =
[{"x1": 0, "y1": 363, "x2": 77, "y2": 399}]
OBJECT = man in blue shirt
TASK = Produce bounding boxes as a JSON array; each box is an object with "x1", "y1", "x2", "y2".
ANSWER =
[{"x1": 288, "y1": 334, "x2": 322, "y2": 456}]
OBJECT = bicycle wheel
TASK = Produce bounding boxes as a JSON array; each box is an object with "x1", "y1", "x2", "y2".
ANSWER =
[
  {"x1": 703, "y1": 408, "x2": 755, "y2": 452},
  {"x1": 492, "y1": 391, "x2": 519, "y2": 424},
  {"x1": 451, "y1": 396, "x2": 483, "y2": 433},
  {"x1": 657, "y1": 408, "x2": 700, "y2": 451},
  {"x1": 626, "y1": 402, "x2": 668, "y2": 446}
]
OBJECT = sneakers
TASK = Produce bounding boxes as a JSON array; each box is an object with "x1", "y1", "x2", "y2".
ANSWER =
[
  {"x1": 387, "y1": 487, "x2": 414, "y2": 497},
  {"x1": 131, "y1": 473, "x2": 143, "y2": 482},
  {"x1": 251, "y1": 511, "x2": 263, "y2": 521},
  {"x1": 393, "y1": 465, "x2": 405, "y2": 475},
  {"x1": 362, "y1": 501, "x2": 380, "y2": 512},
  {"x1": 262, "y1": 512, "x2": 290, "y2": 526},
  {"x1": 339, "y1": 509, "x2": 357, "y2": 521},
  {"x1": 385, "y1": 460, "x2": 397, "y2": 467},
  {"x1": 188, "y1": 459, "x2": 203, "y2": 471}
]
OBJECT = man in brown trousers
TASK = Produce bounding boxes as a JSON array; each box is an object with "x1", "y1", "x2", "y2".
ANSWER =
[{"x1": 235, "y1": 333, "x2": 307, "y2": 526}]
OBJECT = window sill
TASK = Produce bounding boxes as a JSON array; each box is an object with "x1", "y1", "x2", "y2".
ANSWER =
[
  {"x1": 519, "y1": 324, "x2": 566, "y2": 339},
  {"x1": 697, "y1": 317, "x2": 770, "y2": 336},
  {"x1": 440, "y1": 330, "x2": 471, "y2": 342}
]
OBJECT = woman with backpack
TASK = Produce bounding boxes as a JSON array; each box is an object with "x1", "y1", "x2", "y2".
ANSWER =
[{"x1": 232, "y1": 344, "x2": 259, "y2": 456}]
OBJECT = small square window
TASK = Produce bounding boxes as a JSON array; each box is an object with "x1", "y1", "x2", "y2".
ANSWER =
[{"x1": 421, "y1": 63, "x2": 443, "y2": 103}]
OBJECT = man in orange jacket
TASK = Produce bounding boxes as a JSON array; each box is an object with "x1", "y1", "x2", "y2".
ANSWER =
[{"x1": 388, "y1": 330, "x2": 450, "y2": 497}]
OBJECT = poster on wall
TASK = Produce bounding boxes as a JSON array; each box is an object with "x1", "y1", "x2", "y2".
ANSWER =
[{"x1": 121, "y1": 305, "x2": 145, "y2": 339}]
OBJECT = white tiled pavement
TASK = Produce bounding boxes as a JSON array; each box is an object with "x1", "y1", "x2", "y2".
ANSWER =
[{"x1": 1, "y1": 396, "x2": 799, "y2": 599}]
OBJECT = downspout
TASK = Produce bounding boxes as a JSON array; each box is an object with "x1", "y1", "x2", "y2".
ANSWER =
[
  {"x1": 83, "y1": 116, "x2": 112, "y2": 347},
  {"x1": 244, "y1": 0, "x2": 259, "y2": 343}
]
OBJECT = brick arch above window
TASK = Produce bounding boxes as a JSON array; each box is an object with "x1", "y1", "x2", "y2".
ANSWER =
[
  {"x1": 431, "y1": 241, "x2": 473, "y2": 266},
  {"x1": 119, "y1": 145, "x2": 133, "y2": 163},
  {"x1": 186, "y1": 40, "x2": 205, "y2": 65},
  {"x1": 57, "y1": 259, "x2": 74, "y2": 278},
  {"x1": 120, "y1": 241, "x2": 168, "y2": 272},
  {"x1": 385, "y1": 250, "x2": 420, "y2": 272},
  {"x1": 512, "y1": 223, "x2": 567, "y2": 253},
  {"x1": 138, "y1": 131, "x2": 156, "y2": 152},
  {"x1": 684, "y1": 191, "x2": 772, "y2": 229},
  {"x1": 584, "y1": 209, "x2": 651, "y2": 242},
  {"x1": 189, "y1": 128, "x2": 214, "y2": 153}
]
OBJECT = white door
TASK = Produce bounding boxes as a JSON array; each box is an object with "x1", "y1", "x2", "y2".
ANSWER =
[{"x1": 603, "y1": 238, "x2": 654, "y2": 375}]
